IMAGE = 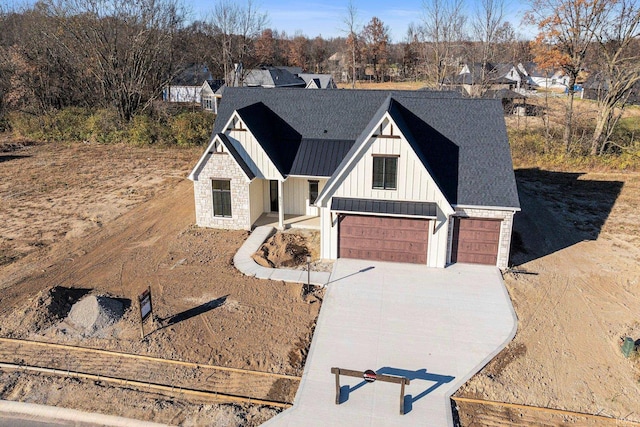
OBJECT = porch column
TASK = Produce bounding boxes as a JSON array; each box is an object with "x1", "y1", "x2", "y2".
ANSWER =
[{"x1": 278, "y1": 179, "x2": 284, "y2": 230}]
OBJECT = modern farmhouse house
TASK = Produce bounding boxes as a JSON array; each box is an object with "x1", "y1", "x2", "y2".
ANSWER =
[{"x1": 188, "y1": 88, "x2": 520, "y2": 268}]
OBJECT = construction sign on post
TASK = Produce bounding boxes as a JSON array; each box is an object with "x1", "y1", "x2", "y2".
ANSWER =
[{"x1": 138, "y1": 287, "x2": 153, "y2": 339}]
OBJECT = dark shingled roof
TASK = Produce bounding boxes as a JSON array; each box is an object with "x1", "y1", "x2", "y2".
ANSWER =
[
  {"x1": 217, "y1": 134, "x2": 255, "y2": 180},
  {"x1": 244, "y1": 68, "x2": 306, "y2": 88},
  {"x1": 235, "y1": 103, "x2": 301, "y2": 177},
  {"x1": 332, "y1": 197, "x2": 438, "y2": 217},
  {"x1": 171, "y1": 64, "x2": 212, "y2": 86},
  {"x1": 213, "y1": 87, "x2": 520, "y2": 209}
]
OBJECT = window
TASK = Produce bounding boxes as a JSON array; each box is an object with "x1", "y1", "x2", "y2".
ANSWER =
[
  {"x1": 372, "y1": 156, "x2": 398, "y2": 190},
  {"x1": 308, "y1": 180, "x2": 319, "y2": 204},
  {"x1": 212, "y1": 180, "x2": 232, "y2": 217}
]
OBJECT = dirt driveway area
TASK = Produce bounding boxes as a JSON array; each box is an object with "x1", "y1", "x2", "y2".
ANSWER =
[
  {"x1": 456, "y1": 169, "x2": 640, "y2": 425},
  {"x1": 0, "y1": 141, "x2": 321, "y2": 426}
]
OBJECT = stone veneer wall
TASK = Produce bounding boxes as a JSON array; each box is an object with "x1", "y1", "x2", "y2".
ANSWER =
[
  {"x1": 193, "y1": 152, "x2": 251, "y2": 230},
  {"x1": 448, "y1": 207, "x2": 516, "y2": 269}
]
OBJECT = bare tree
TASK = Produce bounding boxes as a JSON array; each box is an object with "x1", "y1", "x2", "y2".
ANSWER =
[
  {"x1": 420, "y1": 0, "x2": 467, "y2": 88},
  {"x1": 342, "y1": 0, "x2": 359, "y2": 88},
  {"x1": 209, "y1": 0, "x2": 267, "y2": 86},
  {"x1": 527, "y1": 0, "x2": 609, "y2": 151},
  {"x1": 44, "y1": 0, "x2": 187, "y2": 121},
  {"x1": 590, "y1": 0, "x2": 640, "y2": 155},
  {"x1": 472, "y1": 0, "x2": 505, "y2": 89}
]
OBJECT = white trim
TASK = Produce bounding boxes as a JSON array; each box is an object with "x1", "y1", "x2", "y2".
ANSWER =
[
  {"x1": 188, "y1": 136, "x2": 216, "y2": 181},
  {"x1": 188, "y1": 133, "x2": 253, "y2": 183},
  {"x1": 287, "y1": 174, "x2": 331, "y2": 179},
  {"x1": 331, "y1": 210, "x2": 437, "y2": 220},
  {"x1": 453, "y1": 204, "x2": 521, "y2": 212}
]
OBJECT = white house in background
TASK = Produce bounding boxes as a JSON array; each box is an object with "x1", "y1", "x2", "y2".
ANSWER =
[
  {"x1": 201, "y1": 79, "x2": 225, "y2": 114},
  {"x1": 163, "y1": 64, "x2": 212, "y2": 103},
  {"x1": 518, "y1": 62, "x2": 570, "y2": 90},
  {"x1": 188, "y1": 88, "x2": 520, "y2": 269}
]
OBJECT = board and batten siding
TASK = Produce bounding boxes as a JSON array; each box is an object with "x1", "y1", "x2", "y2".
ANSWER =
[
  {"x1": 261, "y1": 178, "x2": 327, "y2": 215},
  {"x1": 322, "y1": 119, "x2": 454, "y2": 268},
  {"x1": 225, "y1": 116, "x2": 282, "y2": 180},
  {"x1": 249, "y1": 179, "x2": 264, "y2": 226}
]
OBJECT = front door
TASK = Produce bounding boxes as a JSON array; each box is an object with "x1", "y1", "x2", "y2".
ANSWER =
[{"x1": 269, "y1": 180, "x2": 278, "y2": 212}]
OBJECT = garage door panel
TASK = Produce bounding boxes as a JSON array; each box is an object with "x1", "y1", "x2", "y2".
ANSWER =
[
  {"x1": 341, "y1": 227, "x2": 429, "y2": 243},
  {"x1": 451, "y1": 217, "x2": 501, "y2": 265},
  {"x1": 338, "y1": 215, "x2": 429, "y2": 264}
]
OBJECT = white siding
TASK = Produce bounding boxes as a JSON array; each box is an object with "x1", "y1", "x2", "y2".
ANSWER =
[
  {"x1": 225, "y1": 115, "x2": 282, "y2": 180},
  {"x1": 322, "y1": 113, "x2": 454, "y2": 267},
  {"x1": 283, "y1": 178, "x2": 328, "y2": 215},
  {"x1": 249, "y1": 179, "x2": 264, "y2": 225},
  {"x1": 165, "y1": 85, "x2": 202, "y2": 103},
  {"x1": 333, "y1": 135, "x2": 451, "y2": 206}
]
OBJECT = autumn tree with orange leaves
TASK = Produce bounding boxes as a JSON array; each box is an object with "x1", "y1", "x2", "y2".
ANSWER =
[
  {"x1": 527, "y1": 0, "x2": 608, "y2": 152},
  {"x1": 361, "y1": 17, "x2": 390, "y2": 82}
]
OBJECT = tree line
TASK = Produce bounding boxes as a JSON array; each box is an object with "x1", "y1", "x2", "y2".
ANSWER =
[{"x1": 0, "y1": 0, "x2": 638, "y2": 158}]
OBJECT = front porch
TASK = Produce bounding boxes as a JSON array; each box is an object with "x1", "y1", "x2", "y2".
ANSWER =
[{"x1": 252, "y1": 213, "x2": 320, "y2": 230}]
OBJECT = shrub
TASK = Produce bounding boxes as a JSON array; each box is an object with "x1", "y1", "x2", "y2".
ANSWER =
[
  {"x1": 48, "y1": 107, "x2": 91, "y2": 142},
  {"x1": 86, "y1": 109, "x2": 123, "y2": 144},
  {"x1": 169, "y1": 111, "x2": 214, "y2": 146},
  {"x1": 127, "y1": 114, "x2": 159, "y2": 145},
  {"x1": 5, "y1": 106, "x2": 215, "y2": 147}
]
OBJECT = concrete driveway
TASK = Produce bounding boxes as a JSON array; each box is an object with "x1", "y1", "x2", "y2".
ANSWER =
[{"x1": 264, "y1": 259, "x2": 516, "y2": 427}]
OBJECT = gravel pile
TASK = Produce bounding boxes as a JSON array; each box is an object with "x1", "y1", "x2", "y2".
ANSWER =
[{"x1": 67, "y1": 295, "x2": 124, "y2": 335}]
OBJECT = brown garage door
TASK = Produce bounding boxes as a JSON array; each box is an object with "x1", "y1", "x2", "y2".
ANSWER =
[
  {"x1": 338, "y1": 215, "x2": 429, "y2": 264},
  {"x1": 451, "y1": 217, "x2": 501, "y2": 265}
]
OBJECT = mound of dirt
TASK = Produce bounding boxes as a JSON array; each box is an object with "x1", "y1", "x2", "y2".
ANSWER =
[
  {"x1": 253, "y1": 232, "x2": 311, "y2": 268},
  {"x1": 67, "y1": 295, "x2": 125, "y2": 335}
]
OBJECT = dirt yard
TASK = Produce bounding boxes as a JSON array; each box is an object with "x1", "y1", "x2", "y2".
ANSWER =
[
  {"x1": 2, "y1": 137, "x2": 640, "y2": 426},
  {"x1": 456, "y1": 169, "x2": 640, "y2": 424},
  {"x1": 0, "y1": 140, "x2": 322, "y2": 425}
]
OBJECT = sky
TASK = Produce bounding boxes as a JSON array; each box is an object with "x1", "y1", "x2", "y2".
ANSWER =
[{"x1": 189, "y1": 0, "x2": 535, "y2": 43}]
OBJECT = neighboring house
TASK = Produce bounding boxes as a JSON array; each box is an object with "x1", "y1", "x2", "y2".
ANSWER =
[
  {"x1": 188, "y1": 88, "x2": 520, "y2": 269},
  {"x1": 242, "y1": 67, "x2": 306, "y2": 88},
  {"x1": 298, "y1": 73, "x2": 337, "y2": 89},
  {"x1": 483, "y1": 88, "x2": 529, "y2": 115},
  {"x1": 163, "y1": 64, "x2": 212, "y2": 103},
  {"x1": 582, "y1": 72, "x2": 640, "y2": 105},
  {"x1": 201, "y1": 79, "x2": 225, "y2": 114},
  {"x1": 451, "y1": 63, "x2": 525, "y2": 96},
  {"x1": 518, "y1": 62, "x2": 570, "y2": 90}
]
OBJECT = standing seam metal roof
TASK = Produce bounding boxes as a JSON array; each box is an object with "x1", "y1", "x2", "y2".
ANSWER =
[{"x1": 332, "y1": 197, "x2": 438, "y2": 217}]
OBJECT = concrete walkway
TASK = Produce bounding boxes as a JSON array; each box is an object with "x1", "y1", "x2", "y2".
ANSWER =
[
  {"x1": 263, "y1": 259, "x2": 517, "y2": 427},
  {"x1": 233, "y1": 226, "x2": 331, "y2": 286}
]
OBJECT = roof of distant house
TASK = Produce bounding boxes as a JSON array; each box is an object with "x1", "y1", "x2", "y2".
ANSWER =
[
  {"x1": 171, "y1": 64, "x2": 212, "y2": 86},
  {"x1": 243, "y1": 67, "x2": 306, "y2": 88}
]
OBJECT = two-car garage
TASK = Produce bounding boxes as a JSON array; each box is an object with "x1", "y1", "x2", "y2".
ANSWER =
[
  {"x1": 338, "y1": 215, "x2": 430, "y2": 264},
  {"x1": 334, "y1": 197, "x2": 503, "y2": 267}
]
